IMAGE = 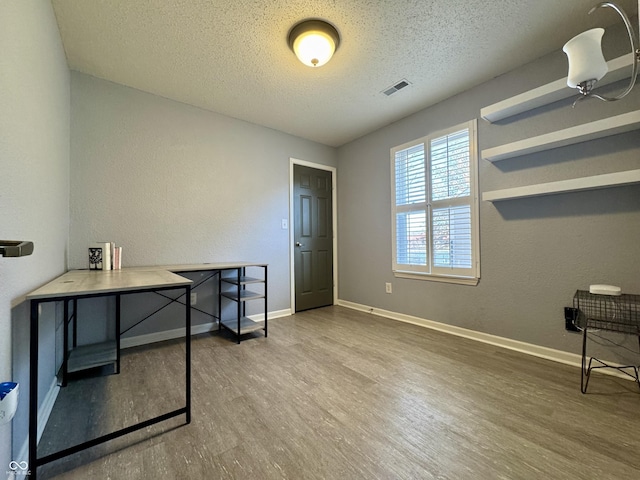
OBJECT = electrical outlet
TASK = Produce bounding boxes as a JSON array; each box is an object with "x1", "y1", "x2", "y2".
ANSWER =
[
  {"x1": 385, "y1": 283, "x2": 392, "y2": 294},
  {"x1": 190, "y1": 293, "x2": 197, "y2": 305},
  {"x1": 564, "y1": 307, "x2": 579, "y2": 332}
]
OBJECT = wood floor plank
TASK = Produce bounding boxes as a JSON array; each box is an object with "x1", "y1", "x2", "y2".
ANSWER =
[{"x1": 38, "y1": 306, "x2": 640, "y2": 479}]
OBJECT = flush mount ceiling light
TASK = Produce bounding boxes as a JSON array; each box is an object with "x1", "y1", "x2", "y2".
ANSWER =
[
  {"x1": 563, "y1": 1, "x2": 639, "y2": 103},
  {"x1": 288, "y1": 19, "x2": 340, "y2": 67}
]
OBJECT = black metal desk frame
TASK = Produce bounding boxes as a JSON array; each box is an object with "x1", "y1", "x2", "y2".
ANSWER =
[
  {"x1": 121, "y1": 269, "x2": 220, "y2": 337},
  {"x1": 28, "y1": 283, "x2": 191, "y2": 480}
]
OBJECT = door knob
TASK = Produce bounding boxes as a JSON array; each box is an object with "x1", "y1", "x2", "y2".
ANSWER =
[{"x1": 295, "y1": 242, "x2": 304, "y2": 247}]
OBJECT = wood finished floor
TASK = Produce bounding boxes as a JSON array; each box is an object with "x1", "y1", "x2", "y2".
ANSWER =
[{"x1": 39, "y1": 306, "x2": 640, "y2": 479}]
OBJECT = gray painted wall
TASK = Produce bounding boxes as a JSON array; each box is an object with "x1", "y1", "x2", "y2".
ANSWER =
[
  {"x1": 337, "y1": 26, "x2": 640, "y2": 363},
  {"x1": 69, "y1": 72, "x2": 337, "y2": 335},
  {"x1": 0, "y1": 0, "x2": 70, "y2": 468}
]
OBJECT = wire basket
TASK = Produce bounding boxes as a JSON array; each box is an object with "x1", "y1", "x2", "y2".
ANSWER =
[{"x1": 573, "y1": 290, "x2": 640, "y2": 335}]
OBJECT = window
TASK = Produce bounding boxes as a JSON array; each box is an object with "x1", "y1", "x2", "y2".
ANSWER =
[{"x1": 391, "y1": 120, "x2": 479, "y2": 284}]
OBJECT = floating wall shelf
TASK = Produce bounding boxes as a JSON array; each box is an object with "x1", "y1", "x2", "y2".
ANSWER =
[
  {"x1": 481, "y1": 54, "x2": 634, "y2": 123},
  {"x1": 482, "y1": 169, "x2": 640, "y2": 202},
  {"x1": 481, "y1": 110, "x2": 640, "y2": 162}
]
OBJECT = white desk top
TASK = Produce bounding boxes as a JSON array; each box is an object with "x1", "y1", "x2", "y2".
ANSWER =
[
  {"x1": 26, "y1": 268, "x2": 192, "y2": 300},
  {"x1": 26, "y1": 262, "x2": 267, "y2": 300},
  {"x1": 137, "y1": 262, "x2": 268, "y2": 273}
]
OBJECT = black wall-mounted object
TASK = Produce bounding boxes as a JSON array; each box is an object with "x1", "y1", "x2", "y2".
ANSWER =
[
  {"x1": 0, "y1": 240, "x2": 34, "y2": 257},
  {"x1": 564, "y1": 307, "x2": 580, "y2": 332}
]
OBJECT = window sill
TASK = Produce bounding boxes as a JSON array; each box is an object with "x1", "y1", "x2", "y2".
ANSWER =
[{"x1": 393, "y1": 271, "x2": 479, "y2": 286}]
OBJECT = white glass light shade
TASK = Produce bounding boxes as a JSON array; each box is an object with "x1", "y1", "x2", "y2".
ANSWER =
[
  {"x1": 563, "y1": 28, "x2": 608, "y2": 88},
  {"x1": 288, "y1": 20, "x2": 340, "y2": 68},
  {"x1": 293, "y1": 30, "x2": 336, "y2": 67}
]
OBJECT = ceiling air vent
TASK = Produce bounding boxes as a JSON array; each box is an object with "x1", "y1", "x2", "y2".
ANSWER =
[{"x1": 382, "y1": 79, "x2": 411, "y2": 96}]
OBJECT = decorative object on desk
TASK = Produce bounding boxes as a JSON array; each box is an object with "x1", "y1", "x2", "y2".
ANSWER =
[
  {"x1": 89, "y1": 242, "x2": 111, "y2": 270},
  {"x1": 113, "y1": 246, "x2": 122, "y2": 269},
  {"x1": 0, "y1": 382, "x2": 19, "y2": 425},
  {"x1": 88, "y1": 248, "x2": 102, "y2": 270},
  {"x1": 563, "y1": 1, "x2": 639, "y2": 103}
]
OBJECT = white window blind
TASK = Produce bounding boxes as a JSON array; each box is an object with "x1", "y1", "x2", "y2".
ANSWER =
[
  {"x1": 394, "y1": 144, "x2": 427, "y2": 267},
  {"x1": 391, "y1": 120, "x2": 479, "y2": 282}
]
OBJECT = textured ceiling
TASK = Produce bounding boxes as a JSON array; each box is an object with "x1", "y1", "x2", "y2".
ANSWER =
[{"x1": 51, "y1": 0, "x2": 637, "y2": 147}]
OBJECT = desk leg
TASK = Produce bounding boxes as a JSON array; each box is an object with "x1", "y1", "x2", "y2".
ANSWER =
[
  {"x1": 28, "y1": 300, "x2": 39, "y2": 480},
  {"x1": 62, "y1": 300, "x2": 69, "y2": 387},
  {"x1": 236, "y1": 268, "x2": 241, "y2": 344},
  {"x1": 116, "y1": 295, "x2": 121, "y2": 375},
  {"x1": 218, "y1": 274, "x2": 222, "y2": 333},
  {"x1": 72, "y1": 298, "x2": 77, "y2": 349},
  {"x1": 186, "y1": 284, "x2": 192, "y2": 424}
]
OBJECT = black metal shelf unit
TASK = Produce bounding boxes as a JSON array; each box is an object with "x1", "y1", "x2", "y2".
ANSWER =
[
  {"x1": 573, "y1": 290, "x2": 640, "y2": 393},
  {"x1": 219, "y1": 265, "x2": 267, "y2": 343}
]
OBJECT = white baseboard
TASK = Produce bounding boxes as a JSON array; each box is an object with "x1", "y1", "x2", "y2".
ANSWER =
[
  {"x1": 121, "y1": 308, "x2": 291, "y2": 349},
  {"x1": 247, "y1": 308, "x2": 291, "y2": 322},
  {"x1": 121, "y1": 322, "x2": 216, "y2": 349},
  {"x1": 37, "y1": 377, "x2": 59, "y2": 444},
  {"x1": 337, "y1": 299, "x2": 634, "y2": 381},
  {"x1": 16, "y1": 376, "x2": 59, "y2": 464}
]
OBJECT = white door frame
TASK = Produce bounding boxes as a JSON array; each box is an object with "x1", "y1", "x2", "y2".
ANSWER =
[{"x1": 289, "y1": 158, "x2": 338, "y2": 313}]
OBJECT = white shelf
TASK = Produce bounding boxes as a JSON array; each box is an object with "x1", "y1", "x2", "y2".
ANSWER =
[
  {"x1": 481, "y1": 54, "x2": 634, "y2": 123},
  {"x1": 221, "y1": 290, "x2": 265, "y2": 302},
  {"x1": 221, "y1": 276, "x2": 264, "y2": 285},
  {"x1": 220, "y1": 317, "x2": 264, "y2": 335},
  {"x1": 482, "y1": 169, "x2": 640, "y2": 202},
  {"x1": 482, "y1": 110, "x2": 640, "y2": 162},
  {"x1": 67, "y1": 341, "x2": 117, "y2": 373}
]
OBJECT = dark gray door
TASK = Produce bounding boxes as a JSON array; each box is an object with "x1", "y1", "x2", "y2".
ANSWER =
[{"x1": 293, "y1": 165, "x2": 333, "y2": 312}]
